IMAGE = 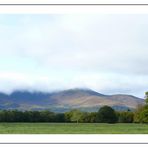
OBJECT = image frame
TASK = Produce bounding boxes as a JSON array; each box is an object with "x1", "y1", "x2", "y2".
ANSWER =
[{"x1": 0, "y1": 2, "x2": 148, "y2": 145}]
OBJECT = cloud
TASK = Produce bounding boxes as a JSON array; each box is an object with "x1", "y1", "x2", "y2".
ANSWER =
[{"x1": 0, "y1": 14, "x2": 147, "y2": 97}]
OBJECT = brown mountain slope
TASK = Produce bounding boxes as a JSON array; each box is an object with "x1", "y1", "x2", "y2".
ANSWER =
[{"x1": 48, "y1": 89, "x2": 145, "y2": 109}]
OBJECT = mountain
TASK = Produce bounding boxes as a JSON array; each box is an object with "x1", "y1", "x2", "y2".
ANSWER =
[{"x1": 0, "y1": 89, "x2": 145, "y2": 112}]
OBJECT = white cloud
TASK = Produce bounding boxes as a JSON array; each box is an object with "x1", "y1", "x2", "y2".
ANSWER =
[{"x1": 0, "y1": 14, "x2": 147, "y2": 97}]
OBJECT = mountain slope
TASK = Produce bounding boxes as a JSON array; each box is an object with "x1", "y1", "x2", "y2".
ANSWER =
[{"x1": 0, "y1": 89, "x2": 145, "y2": 112}]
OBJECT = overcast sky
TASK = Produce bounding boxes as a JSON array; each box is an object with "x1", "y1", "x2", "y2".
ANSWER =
[{"x1": 0, "y1": 14, "x2": 147, "y2": 97}]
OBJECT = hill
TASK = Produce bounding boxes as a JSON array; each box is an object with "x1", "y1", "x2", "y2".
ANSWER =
[{"x1": 0, "y1": 89, "x2": 145, "y2": 112}]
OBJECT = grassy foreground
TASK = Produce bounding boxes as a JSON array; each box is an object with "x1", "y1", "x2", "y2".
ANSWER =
[{"x1": 0, "y1": 123, "x2": 148, "y2": 134}]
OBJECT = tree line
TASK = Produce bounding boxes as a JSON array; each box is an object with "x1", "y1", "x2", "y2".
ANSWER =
[
  {"x1": 0, "y1": 107, "x2": 133, "y2": 123},
  {"x1": 0, "y1": 91, "x2": 147, "y2": 123}
]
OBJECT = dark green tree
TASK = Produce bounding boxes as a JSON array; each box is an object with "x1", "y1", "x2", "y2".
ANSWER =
[
  {"x1": 97, "y1": 106, "x2": 117, "y2": 123},
  {"x1": 39, "y1": 110, "x2": 55, "y2": 122},
  {"x1": 55, "y1": 113, "x2": 65, "y2": 122}
]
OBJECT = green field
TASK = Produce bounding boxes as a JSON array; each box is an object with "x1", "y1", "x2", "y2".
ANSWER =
[{"x1": 0, "y1": 123, "x2": 147, "y2": 134}]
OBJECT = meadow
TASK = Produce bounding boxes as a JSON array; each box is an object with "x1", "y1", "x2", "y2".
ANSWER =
[{"x1": 0, "y1": 123, "x2": 148, "y2": 134}]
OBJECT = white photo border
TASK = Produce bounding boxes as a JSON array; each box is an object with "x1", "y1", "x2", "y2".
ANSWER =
[
  {"x1": 0, "y1": 0, "x2": 148, "y2": 5},
  {"x1": 0, "y1": 4, "x2": 147, "y2": 144}
]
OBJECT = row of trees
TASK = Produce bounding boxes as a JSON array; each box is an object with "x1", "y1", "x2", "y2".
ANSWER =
[
  {"x1": 65, "y1": 106, "x2": 134, "y2": 123},
  {"x1": 0, "y1": 106, "x2": 134, "y2": 123},
  {"x1": 0, "y1": 91, "x2": 148, "y2": 123},
  {"x1": 0, "y1": 110, "x2": 65, "y2": 122}
]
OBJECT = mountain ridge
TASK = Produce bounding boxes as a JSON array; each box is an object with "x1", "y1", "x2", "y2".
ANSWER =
[{"x1": 0, "y1": 88, "x2": 145, "y2": 112}]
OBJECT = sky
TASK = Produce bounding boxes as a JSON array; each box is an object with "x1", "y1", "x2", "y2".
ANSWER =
[{"x1": 0, "y1": 14, "x2": 147, "y2": 98}]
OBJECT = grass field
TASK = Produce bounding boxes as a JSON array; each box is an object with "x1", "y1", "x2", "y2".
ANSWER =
[{"x1": 0, "y1": 123, "x2": 148, "y2": 134}]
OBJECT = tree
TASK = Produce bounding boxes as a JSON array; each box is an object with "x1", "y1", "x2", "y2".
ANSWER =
[
  {"x1": 133, "y1": 92, "x2": 148, "y2": 123},
  {"x1": 39, "y1": 110, "x2": 55, "y2": 122},
  {"x1": 97, "y1": 106, "x2": 117, "y2": 123},
  {"x1": 87, "y1": 112, "x2": 98, "y2": 123},
  {"x1": 70, "y1": 110, "x2": 83, "y2": 123},
  {"x1": 64, "y1": 111, "x2": 73, "y2": 122},
  {"x1": 78, "y1": 112, "x2": 89, "y2": 123},
  {"x1": 81, "y1": 112, "x2": 98, "y2": 123},
  {"x1": 134, "y1": 104, "x2": 144, "y2": 123},
  {"x1": 134, "y1": 105, "x2": 148, "y2": 123},
  {"x1": 55, "y1": 113, "x2": 65, "y2": 122},
  {"x1": 145, "y1": 91, "x2": 148, "y2": 104},
  {"x1": 117, "y1": 111, "x2": 134, "y2": 123}
]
